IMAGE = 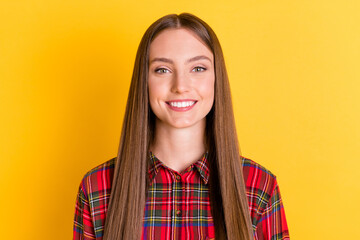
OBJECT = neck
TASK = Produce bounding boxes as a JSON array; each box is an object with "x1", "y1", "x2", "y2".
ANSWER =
[{"x1": 150, "y1": 119, "x2": 206, "y2": 173}]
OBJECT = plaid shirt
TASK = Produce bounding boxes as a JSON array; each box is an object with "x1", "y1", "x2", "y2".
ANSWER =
[{"x1": 73, "y1": 153, "x2": 289, "y2": 240}]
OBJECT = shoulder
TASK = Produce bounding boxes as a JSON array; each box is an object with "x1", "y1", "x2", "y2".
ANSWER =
[
  {"x1": 241, "y1": 156, "x2": 279, "y2": 209},
  {"x1": 241, "y1": 157, "x2": 290, "y2": 237},
  {"x1": 241, "y1": 156, "x2": 276, "y2": 181},
  {"x1": 83, "y1": 157, "x2": 116, "y2": 178},
  {"x1": 79, "y1": 157, "x2": 116, "y2": 198}
]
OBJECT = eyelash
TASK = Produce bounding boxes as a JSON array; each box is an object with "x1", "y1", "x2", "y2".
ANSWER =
[
  {"x1": 155, "y1": 68, "x2": 170, "y2": 74},
  {"x1": 154, "y1": 66, "x2": 207, "y2": 74},
  {"x1": 192, "y1": 66, "x2": 206, "y2": 72}
]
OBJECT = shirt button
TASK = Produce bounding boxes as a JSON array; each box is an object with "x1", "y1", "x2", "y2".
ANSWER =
[
  {"x1": 176, "y1": 210, "x2": 182, "y2": 216},
  {"x1": 176, "y1": 175, "x2": 181, "y2": 181}
]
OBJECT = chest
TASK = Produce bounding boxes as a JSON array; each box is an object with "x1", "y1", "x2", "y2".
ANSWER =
[{"x1": 141, "y1": 168, "x2": 215, "y2": 239}]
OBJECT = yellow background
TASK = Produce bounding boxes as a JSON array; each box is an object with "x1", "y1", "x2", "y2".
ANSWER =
[{"x1": 1, "y1": 0, "x2": 359, "y2": 239}]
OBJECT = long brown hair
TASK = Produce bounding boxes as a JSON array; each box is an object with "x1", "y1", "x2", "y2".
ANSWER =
[{"x1": 103, "y1": 13, "x2": 254, "y2": 240}]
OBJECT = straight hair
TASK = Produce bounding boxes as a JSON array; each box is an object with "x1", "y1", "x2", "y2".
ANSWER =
[{"x1": 103, "y1": 13, "x2": 254, "y2": 240}]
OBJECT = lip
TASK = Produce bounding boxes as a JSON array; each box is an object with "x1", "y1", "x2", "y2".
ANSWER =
[
  {"x1": 166, "y1": 99, "x2": 197, "y2": 103},
  {"x1": 165, "y1": 99, "x2": 197, "y2": 112}
]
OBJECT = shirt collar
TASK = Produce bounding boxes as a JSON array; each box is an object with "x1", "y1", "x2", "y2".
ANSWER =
[{"x1": 148, "y1": 151, "x2": 210, "y2": 185}]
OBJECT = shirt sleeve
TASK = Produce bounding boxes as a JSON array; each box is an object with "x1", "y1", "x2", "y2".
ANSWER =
[
  {"x1": 73, "y1": 181, "x2": 96, "y2": 240},
  {"x1": 255, "y1": 178, "x2": 290, "y2": 240}
]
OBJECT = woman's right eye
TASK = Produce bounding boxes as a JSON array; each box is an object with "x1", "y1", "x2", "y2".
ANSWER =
[{"x1": 155, "y1": 68, "x2": 170, "y2": 74}]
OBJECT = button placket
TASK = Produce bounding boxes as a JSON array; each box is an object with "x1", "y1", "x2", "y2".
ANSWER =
[
  {"x1": 176, "y1": 177, "x2": 184, "y2": 217},
  {"x1": 170, "y1": 173, "x2": 182, "y2": 239},
  {"x1": 175, "y1": 174, "x2": 182, "y2": 219}
]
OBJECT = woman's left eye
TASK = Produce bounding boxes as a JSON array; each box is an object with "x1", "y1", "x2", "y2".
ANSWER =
[{"x1": 192, "y1": 66, "x2": 206, "y2": 72}]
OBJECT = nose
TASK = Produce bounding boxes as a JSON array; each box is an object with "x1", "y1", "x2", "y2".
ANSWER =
[{"x1": 171, "y1": 70, "x2": 190, "y2": 93}]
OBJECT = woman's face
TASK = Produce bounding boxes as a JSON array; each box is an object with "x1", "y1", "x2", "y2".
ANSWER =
[{"x1": 148, "y1": 28, "x2": 215, "y2": 130}]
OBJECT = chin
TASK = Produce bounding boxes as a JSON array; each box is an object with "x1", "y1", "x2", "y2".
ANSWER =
[{"x1": 168, "y1": 119, "x2": 205, "y2": 130}]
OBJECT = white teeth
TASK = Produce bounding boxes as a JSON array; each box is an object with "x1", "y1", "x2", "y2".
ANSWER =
[{"x1": 169, "y1": 101, "x2": 195, "y2": 108}]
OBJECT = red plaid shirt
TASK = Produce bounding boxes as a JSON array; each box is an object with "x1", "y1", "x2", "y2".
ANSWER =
[{"x1": 73, "y1": 153, "x2": 289, "y2": 240}]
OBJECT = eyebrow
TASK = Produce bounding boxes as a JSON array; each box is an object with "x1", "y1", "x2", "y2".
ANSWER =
[{"x1": 149, "y1": 55, "x2": 212, "y2": 65}]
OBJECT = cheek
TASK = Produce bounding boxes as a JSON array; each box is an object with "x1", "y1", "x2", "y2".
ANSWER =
[
  {"x1": 199, "y1": 79, "x2": 215, "y2": 101},
  {"x1": 149, "y1": 83, "x2": 163, "y2": 101},
  {"x1": 202, "y1": 79, "x2": 215, "y2": 111},
  {"x1": 148, "y1": 79, "x2": 167, "y2": 111},
  {"x1": 148, "y1": 79, "x2": 159, "y2": 101},
  {"x1": 148, "y1": 89, "x2": 158, "y2": 115}
]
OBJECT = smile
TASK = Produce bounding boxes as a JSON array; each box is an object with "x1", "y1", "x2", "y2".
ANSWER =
[
  {"x1": 169, "y1": 101, "x2": 196, "y2": 107},
  {"x1": 166, "y1": 100, "x2": 197, "y2": 112}
]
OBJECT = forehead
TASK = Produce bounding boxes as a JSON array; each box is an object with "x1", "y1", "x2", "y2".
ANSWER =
[{"x1": 149, "y1": 28, "x2": 213, "y2": 59}]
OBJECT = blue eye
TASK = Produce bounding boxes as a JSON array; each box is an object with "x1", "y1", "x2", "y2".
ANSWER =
[
  {"x1": 155, "y1": 68, "x2": 170, "y2": 73},
  {"x1": 192, "y1": 67, "x2": 206, "y2": 72}
]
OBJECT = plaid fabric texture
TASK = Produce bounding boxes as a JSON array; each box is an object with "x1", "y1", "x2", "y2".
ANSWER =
[{"x1": 73, "y1": 153, "x2": 289, "y2": 240}]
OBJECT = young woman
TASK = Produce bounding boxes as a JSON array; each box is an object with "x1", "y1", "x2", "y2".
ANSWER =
[{"x1": 73, "y1": 13, "x2": 290, "y2": 240}]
